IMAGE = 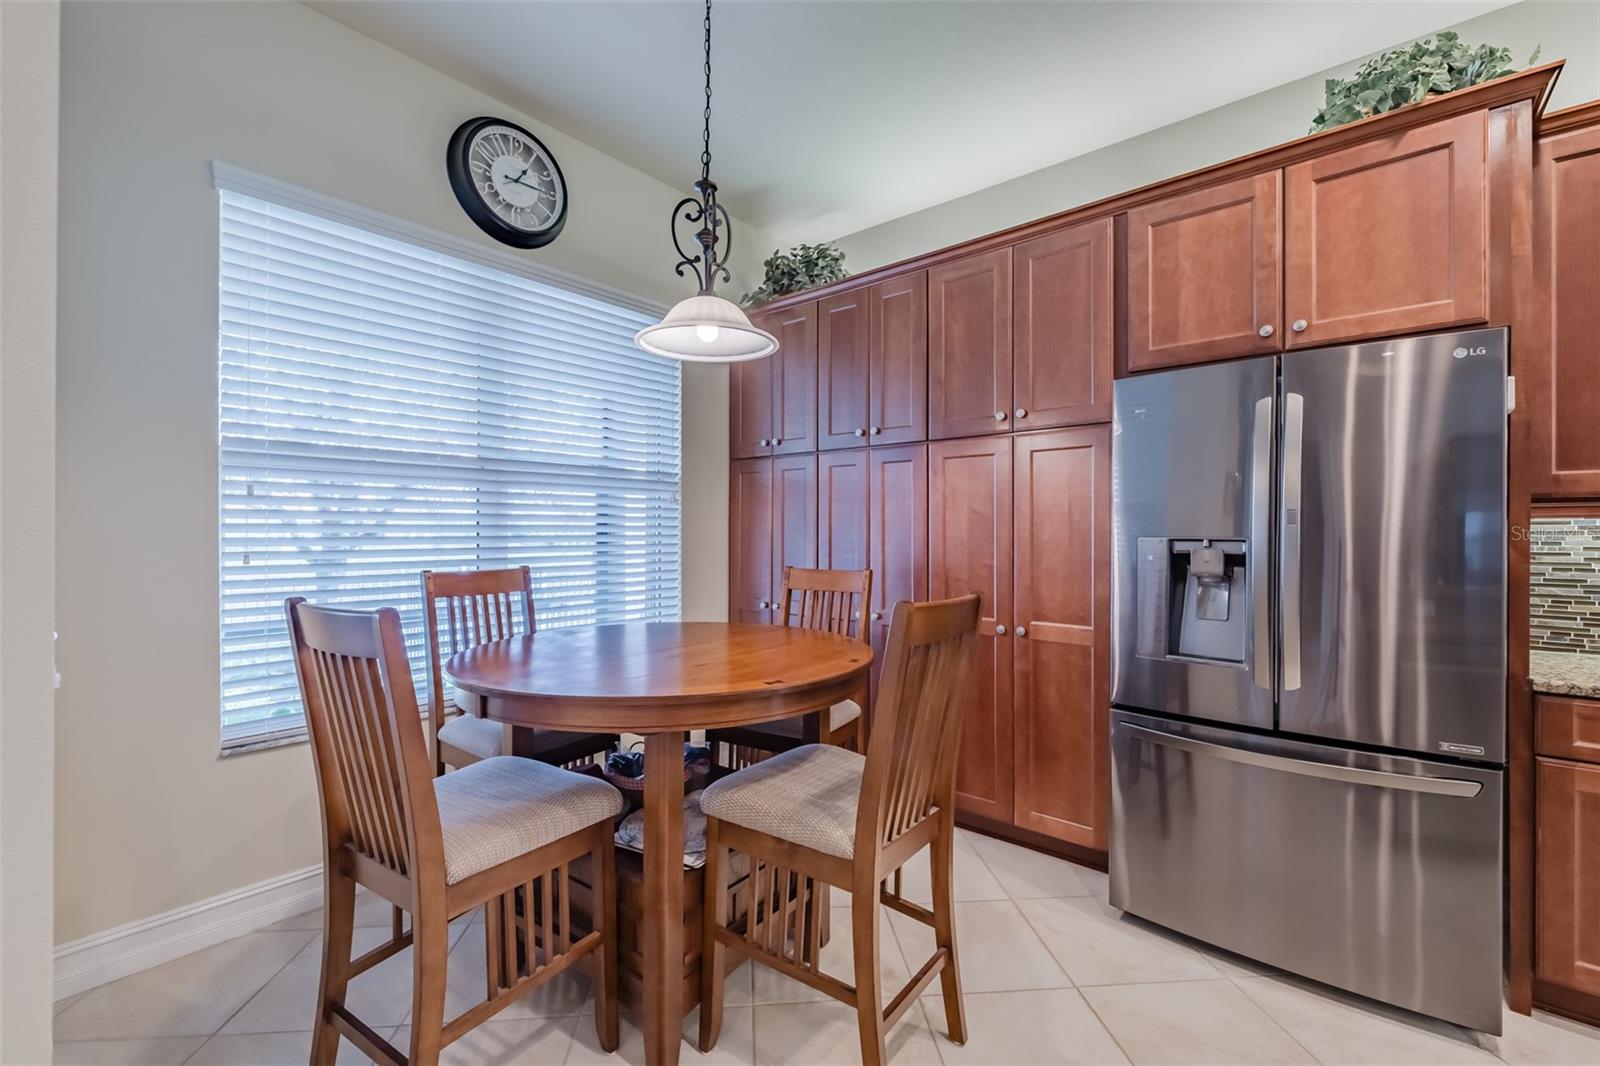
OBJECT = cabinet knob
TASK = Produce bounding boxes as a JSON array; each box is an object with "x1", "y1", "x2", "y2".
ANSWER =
[
  {"x1": 994, "y1": 623, "x2": 1008, "y2": 635},
  {"x1": 1015, "y1": 408, "x2": 1028, "y2": 419},
  {"x1": 995, "y1": 410, "x2": 1008, "y2": 422},
  {"x1": 870, "y1": 611, "x2": 882, "y2": 621},
  {"x1": 1258, "y1": 325, "x2": 1274, "y2": 338},
  {"x1": 1291, "y1": 319, "x2": 1308, "y2": 333},
  {"x1": 870, "y1": 426, "x2": 881, "y2": 435},
  {"x1": 1015, "y1": 625, "x2": 1028, "y2": 637},
  {"x1": 854, "y1": 428, "x2": 866, "y2": 437}
]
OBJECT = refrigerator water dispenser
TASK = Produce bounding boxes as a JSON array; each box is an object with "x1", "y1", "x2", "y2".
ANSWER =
[{"x1": 1134, "y1": 537, "x2": 1248, "y2": 664}]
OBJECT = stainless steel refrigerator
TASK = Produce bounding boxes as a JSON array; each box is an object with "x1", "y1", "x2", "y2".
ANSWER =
[{"x1": 1109, "y1": 328, "x2": 1509, "y2": 1034}]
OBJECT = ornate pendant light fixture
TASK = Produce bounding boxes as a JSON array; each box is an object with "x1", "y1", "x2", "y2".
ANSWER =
[{"x1": 635, "y1": 0, "x2": 777, "y2": 362}]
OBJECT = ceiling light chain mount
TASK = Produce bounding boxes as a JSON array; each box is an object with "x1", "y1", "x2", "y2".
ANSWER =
[{"x1": 636, "y1": 0, "x2": 777, "y2": 363}]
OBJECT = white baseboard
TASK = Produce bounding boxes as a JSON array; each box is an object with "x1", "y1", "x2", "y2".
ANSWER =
[{"x1": 53, "y1": 864, "x2": 324, "y2": 1000}]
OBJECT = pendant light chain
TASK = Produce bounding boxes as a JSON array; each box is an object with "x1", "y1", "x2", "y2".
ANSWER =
[{"x1": 701, "y1": 0, "x2": 713, "y2": 183}]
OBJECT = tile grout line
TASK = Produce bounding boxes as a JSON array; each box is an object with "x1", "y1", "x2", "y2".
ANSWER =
[
  {"x1": 175, "y1": 929, "x2": 319, "y2": 1066},
  {"x1": 1217, "y1": 969, "x2": 1329, "y2": 1066}
]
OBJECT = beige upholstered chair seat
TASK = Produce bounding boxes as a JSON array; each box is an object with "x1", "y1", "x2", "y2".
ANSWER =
[
  {"x1": 699, "y1": 744, "x2": 864, "y2": 859},
  {"x1": 746, "y1": 699, "x2": 861, "y2": 740},
  {"x1": 435, "y1": 757, "x2": 623, "y2": 884},
  {"x1": 438, "y1": 713, "x2": 505, "y2": 760}
]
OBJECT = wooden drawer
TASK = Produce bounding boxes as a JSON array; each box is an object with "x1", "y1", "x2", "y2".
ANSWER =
[{"x1": 1536, "y1": 695, "x2": 1600, "y2": 765}]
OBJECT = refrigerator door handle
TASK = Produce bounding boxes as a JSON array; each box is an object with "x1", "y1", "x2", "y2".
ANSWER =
[
  {"x1": 1280, "y1": 391, "x2": 1305, "y2": 692},
  {"x1": 1250, "y1": 396, "x2": 1274, "y2": 688},
  {"x1": 1122, "y1": 724, "x2": 1484, "y2": 798}
]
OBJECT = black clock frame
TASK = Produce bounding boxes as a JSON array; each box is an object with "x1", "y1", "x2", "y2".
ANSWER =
[{"x1": 446, "y1": 116, "x2": 569, "y2": 249}]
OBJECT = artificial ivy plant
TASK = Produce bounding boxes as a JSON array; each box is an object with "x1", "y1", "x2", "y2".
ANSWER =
[
  {"x1": 1310, "y1": 32, "x2": 1540, "y2": 134},
  {"x1": 743, "y1": 242, "x2": 849, "y2": 306}
]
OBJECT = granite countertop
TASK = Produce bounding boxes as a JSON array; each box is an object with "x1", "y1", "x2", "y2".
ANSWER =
[{"x1": 1529, "y1": 650, "x2": 1600, "y2": 700}]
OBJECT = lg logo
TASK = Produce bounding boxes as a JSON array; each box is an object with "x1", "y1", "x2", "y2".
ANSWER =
[{"x1": 1453, "y1": 345, "x2": 1489, "y2": 359}]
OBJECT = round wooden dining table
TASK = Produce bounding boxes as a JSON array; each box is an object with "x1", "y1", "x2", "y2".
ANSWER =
[{"x1": 444, "y1": 621, "x2": 872, "y2": 1066}]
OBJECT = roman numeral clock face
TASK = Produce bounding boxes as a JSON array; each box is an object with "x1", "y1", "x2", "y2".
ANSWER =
[{"x1": 447, "y1": 118, "x2": 568, "y2": 249}]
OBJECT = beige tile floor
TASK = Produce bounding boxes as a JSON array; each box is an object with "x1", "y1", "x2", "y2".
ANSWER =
[{"x1": 52, "y1": 830, "x2": 1600, "y2": 1066}]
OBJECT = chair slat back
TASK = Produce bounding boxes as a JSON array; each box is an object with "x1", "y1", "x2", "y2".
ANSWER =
[
  {"x1": 421, "y1": 566, "x2": 536, "y2": 722},
  {"x1": 856, "y1": 594, "x2": 981, "y2": 850},
  {"x1": 777, "y1": 566, "x2": 872, "y2": 642},
  {"x1": 286, "y1": 598, "x2": 440, "y2": 880}
]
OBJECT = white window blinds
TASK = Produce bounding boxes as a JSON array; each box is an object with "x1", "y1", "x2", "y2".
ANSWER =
[{"x1": 218, "y1": 188, "x2": 681, "y2": 750}]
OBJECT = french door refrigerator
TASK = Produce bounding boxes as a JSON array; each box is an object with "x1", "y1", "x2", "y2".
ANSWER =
[{"x1": 1109, "y1": 328, "x2": 1509, "y2": 1034}]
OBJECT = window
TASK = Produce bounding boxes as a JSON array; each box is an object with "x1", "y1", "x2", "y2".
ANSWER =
[{"x1": 217, "y1": 184, "x2": 681, "y2": 751}]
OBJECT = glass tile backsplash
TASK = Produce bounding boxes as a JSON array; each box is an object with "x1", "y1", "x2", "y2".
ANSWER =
[{"x1": 1530, "y1": 517, "x2": 1600, "y2": 654}]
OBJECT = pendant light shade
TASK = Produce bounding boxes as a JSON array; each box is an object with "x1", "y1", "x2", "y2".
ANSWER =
[
  {"x1": 634, "y1": 294, "x2": 777, "y2": 362},
  {"x1": 637, "y1": 0, "x2": 777, "y2": 364}
]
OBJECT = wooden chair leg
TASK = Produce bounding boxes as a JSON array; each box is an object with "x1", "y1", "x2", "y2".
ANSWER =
[
  {"x1": 311, "y1": 867, "x2": 357, "y2": 1066},
  {"x1": 594, "y1": 823, "x2": 620, "y2": 1053},
  {"x1": 698, "y1": 817, "x2": 728, "y2": 1053},
  {"x1": 931, "y1": 820, "x2": 967, "y2": 1045},
  {"x1": 850, "y1": 870, "x2": 889, "y2": 1066},
  {"x1": 406, "y1": 905, "x2": 451, "y2": 1066}
]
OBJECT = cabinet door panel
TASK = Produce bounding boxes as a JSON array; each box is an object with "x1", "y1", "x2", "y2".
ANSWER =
[
  {"x1": 1286, "y1": 111, "x2": 1487, "y2": 348},
  {"x1": 729, "y1": 357, "x2": 775, "y2": 460},
  {"x1": 929, "y1": 436, "x2": 1014, "y2": 822},
  {"x1": 818, "y1": 449, "x2": 870, "y2": 573},
  {"x1": 1531, "y1": 123, "x2": 1600, "y2": 497},
  {"x1": 1012, "y1": 427, "x2": 1110, "y2": 849},
  {"x1": 867, "y1": 445, "x2": 928, "y2": 691},
  {"x1": 1126, "y1": 171, "x2": 1283, "y2": 372},
  {"x1": 729, "y1": 458, "x2": 774, "y2": 623},
  {"x1": 763, "y1": 304, "x2": 818, "y2": 455},
  {"x1": 869, "y1": 272, "x2": 928, "y2": 445},
  {"x1": 929, "y1": 249, "x2": 1013, "y2": 439},
  {"x1": 1014, "y1": 220, "x2": 1114, "y2": 428},
  {"x1": 772, "y1": 453, "x2": 818, "y2": 599},
  {"x1": 818, "y1": 290, "x2": 871, "y2": 450},
  {"x1": 1536, "y1": 758, "x2": 1600, "y2": 997}
]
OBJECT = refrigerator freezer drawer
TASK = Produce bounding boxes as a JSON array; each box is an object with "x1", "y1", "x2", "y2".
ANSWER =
[{"x1": 1110, "y1": 710, "x2": 1504, "y2": 1034}]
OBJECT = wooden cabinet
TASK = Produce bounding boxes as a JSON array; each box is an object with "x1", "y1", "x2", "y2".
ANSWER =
[
  {"x1": 817, "y1": 290, "x2": 870, "y2": 450},
  {"x1": 869, "y1": 272, "x2": 928, "y2": 445},
  {"x1": 734, "y1": 304, "x2": 817, "y2": 458},
  {"x1": 1125, "y1": 171, "x2": 1283, "y2": 372},
  {"x1": 1286, "y1": 111, "x2": 1487, "y2": 348},
  {"x1": 866, "y1": 445, "x2": 928, "y2": 689},
  {"x1": 1530, "y1": 120, "x2": 1600, "y2": 498},
  {"x1": 1536, "y1": 756, "x2": 1600, "y2": 999},
  {"x1": 929, "y1": 436, "x2": 1015, "y2": 822},
  {"x1": 1011, "y1": 427, "x2": 1110, "y2": 850},
  {"x1": 818, "y1": 449, "x2": 869, "y2": 572},
  {"x1": 728, "y1": 454, "x2": 815, "y2": 625},
  {"x1": 929, "y1": 249, "x2": 1013, "y2": 439},
  {"x1": 728, "y1": 457, "x2": 774, "y2": 623},
  {"x1": 1014, "y1": 219, "x2": 1114, "y2": 428}
]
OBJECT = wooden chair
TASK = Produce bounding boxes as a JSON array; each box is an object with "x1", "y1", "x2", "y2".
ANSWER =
[
  {"x1": 422, "y1": 567, "x2": 618, "y2": 776},
  {"x1": 285, "y1": 597, "x2": 623, "y2": 1066},
  {"x1": 709, "y1": 566, "x2": 873, "y2": 767},
  {"x1": 696, "y1": 593, "x2": 982, "y2": 1066}
]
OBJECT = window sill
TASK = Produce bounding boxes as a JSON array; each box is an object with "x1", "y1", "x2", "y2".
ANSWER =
[{"x1": 220, "y1": 729, "x2": 308, "y2": 757}]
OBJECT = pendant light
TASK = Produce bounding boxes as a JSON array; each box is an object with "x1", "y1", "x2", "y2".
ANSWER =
[{"x1": 635, "y1": 0, "x2": 777, "y2": 362}]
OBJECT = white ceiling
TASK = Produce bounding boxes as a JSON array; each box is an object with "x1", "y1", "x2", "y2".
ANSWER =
[{"x1": 313, "y1": 0, "x2": 1516, "y2": 245}]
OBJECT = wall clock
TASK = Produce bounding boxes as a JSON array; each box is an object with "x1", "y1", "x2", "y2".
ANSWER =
[{"x1": 446, "y1": 116, "x2": 568, "y2": 249}]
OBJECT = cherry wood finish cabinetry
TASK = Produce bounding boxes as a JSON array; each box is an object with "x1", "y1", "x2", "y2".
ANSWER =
[
  {"x1": 1285, "y1": 111, "x2": 1488, "y2": 348},
  {"x1": 1011, "y1": 427, "x2": 1111, "y2": 850},
  {"x1": 929, "y1": 436, "x2": 1015, "y2": 822},
  {"x1": 1125, "y1": 171, "x2": 1283, "y2": 372},
  {"x1": 929, "y1": 249, "x2": 1014, "y2": 439},
  {"x1": 1013, "y1": 220, "x2": 1115, "y2": 427},
  {"x1": 1535, "y1": 756, "x2": 1600, "y2": 1004},
  {"x1": 1529, "y1": 118, "x2": 1600, "y2": 498},
  {"x1": 728, "y1": 455, "x2": 816, "y2": 625},
  {"x1": 816, "y1": 290, "x2": 871, "y2": 450},
  {"x1": 865, "y1": 444, "x2": 928, "y2": 689},
  {"x1": 733, "y1": 304, "x2": 817, "y2": 459},
  {"x1": 817, "y1": 449, "x2": 870, "y2": 572}
]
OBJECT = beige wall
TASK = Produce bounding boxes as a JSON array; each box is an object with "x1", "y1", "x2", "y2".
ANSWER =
[
  {"x1": 2, "y1": 0, "x2": 61, "y2": 1052},
  {"x1": 55, "y1": 0, "x2": 757, "y2": 943},
  {"x1": 834, "y1": 1, "x2": 1600, "y2": 270}
]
